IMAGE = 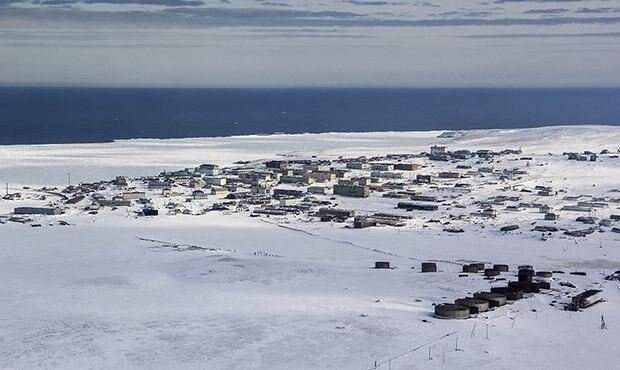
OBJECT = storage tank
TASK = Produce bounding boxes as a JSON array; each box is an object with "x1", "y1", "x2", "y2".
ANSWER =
[{"x1": 434, "y1": 304, "x2": 470, "y2": 319}]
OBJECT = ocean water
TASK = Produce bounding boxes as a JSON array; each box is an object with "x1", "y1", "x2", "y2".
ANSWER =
[{"x1": 1, "y1": 87, "x2": 620, "y2": 145}]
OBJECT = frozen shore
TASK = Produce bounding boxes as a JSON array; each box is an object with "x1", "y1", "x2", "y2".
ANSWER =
[{"x1": 2, "y1": 124, "x2": 620, "y2": 186}]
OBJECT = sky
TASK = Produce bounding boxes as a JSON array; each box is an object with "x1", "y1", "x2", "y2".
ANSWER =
[{"x1": 1, "y1": 0, "x2": 620, "y2": 87}]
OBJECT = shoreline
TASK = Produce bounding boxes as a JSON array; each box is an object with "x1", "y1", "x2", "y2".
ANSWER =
[{"x1": 1, "y1": 123, "x2": 620, "y2": 147}]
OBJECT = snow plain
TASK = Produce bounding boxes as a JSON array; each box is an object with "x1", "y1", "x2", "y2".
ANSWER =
[{"x1": 1, "y1": 125, "x2": 620, "y2": 370}]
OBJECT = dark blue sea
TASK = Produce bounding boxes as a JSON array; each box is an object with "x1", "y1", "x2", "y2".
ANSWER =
[{"x1": 1, "y1": 87, "x2": 620, "y2": 145}]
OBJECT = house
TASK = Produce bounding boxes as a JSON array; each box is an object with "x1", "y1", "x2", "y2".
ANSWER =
[
  {"x1": 307, "y1": 171, "x2": 335, "y2": 183},
  {"x1": 142, "y1": 208, "x2": 159, "y2": 216},
  {"x1": 350, "y1": 177, "x2": 372, "y2": 186},
  {"x1": 451, "y1": 150, "x2": 472, "y2": 160},
  {"x1": 394, "y1": 163, "x2": 419, "y2": 171},
  {"x1": 416, "y1": 175, "x2": 432, "y2": 184},
  {"x1": 544, "y1": 213, "x2": 558, "y2": 221},
  {"x1": 353, "y1": 216, "x2": 377, "y2": 229},
  {"x1": 279, "y1": 197, "x2": 300, "y2": 206},
  {"x1": 333, "y1": 184, "x2": 369, "y2": 198},
  {"x1": 332, "y1": 169, "x2": 348, "y2": 178},
  {"x1": 192, "y1": 190, "x2": 208, "y2": 200},
  {"x1": 539, "y1": 205, "x2": 552, "y2": 213},
  {"x1": 480, "y1": 208, "x2": 497, "y2": 218}
]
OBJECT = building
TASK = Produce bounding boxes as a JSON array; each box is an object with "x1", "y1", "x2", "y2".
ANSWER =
[
  {"x1": 197, "y1": 164, "x2": 220, "y2": 176},
  {"x1": 122, "y1": 192, "x2": 146, "y2": 201},
  {"x1": 416, "y1": 174, "x2": 432, "y2": 184},
  {"x1": 192, "y1": 190, "x2": 209, "y2": 200},
  {"x1": 273, "y1": 188, "x2": 305, "y2": 198},
  {"x1": 14, "y1": 207, "x2": 62, "y2": 215},
  {"x1": 371, "y1": 163, "x2": 394, "y2": 171},
  {"x1": 370, "y1": 171, "x2": 402, "y2": 179},
  {"x1": 98, "y1": 199, "x2": 131, "y2": 207},
  {"x1": 397, "y1": 202, "x2": 438, "y2": 211},
  {"x1": 307, "y1": 185, "x2": 333, "y2": 195},
  {"x1": 410, "y1": 195, "x2": 438, "y2": 202},
  {"x1": 438, "y1": 172, "x2": 461, "y2": 179},
  {"x1": 346, "y1": 162, "x2": 368, "y2": 170},
  {"x1": 265, "y1": 160, "x2": 288, "y2": 170},
  {"x1": 205, "y1": 176, "x2": 227, "y2": 186},
  {"x1": 545, "y1": 213, "x2": 559, "y2": 221},
  {"x1": 280, "y1": 175, "x2": 310, "y2": 184},
  {"x1": 142, "y1": 208, "x2": 159, "y2": 216},
  {"x1": 350, "y1": 177, "x2": 372, "y2": 186},
  {"x1": 430, "y1": 145, "x2": 446, "y2": 156},
  {"x1": 114, "y1": 176, "x2": 128, "y2": 187},
  {"x1": 308, "y1": 171, "x2": 336, "y2": 183},
  {"x1": 353, "y1": 216, "x2": 377, "y2": 229},
  {"x1": 394, "y1": 163, "x2": 419, "y2": 171},
  {"x1": 317, "y1": 208, "x2": 355, "y2": 219},
  {"x1": 279, "y1": 197, "x2": 300, "y2": 206},
  {"x1": 148, "y1": 180, "x2": 172, "y2": 190},
  {"x1": 333, "y1": 184, "x2": 369, "y2": 198}
]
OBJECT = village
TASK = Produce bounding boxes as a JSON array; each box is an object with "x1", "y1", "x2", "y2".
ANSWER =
[
  {"x1": 2, "y1": 141, "x2": 619, "y2": 318},
  {"x1": 3, "y1": 142, "x2": 620, "y2": 241}
]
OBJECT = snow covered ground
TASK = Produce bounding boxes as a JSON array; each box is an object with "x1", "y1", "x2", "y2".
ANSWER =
[{"x1": 1, "y1": 125, "x2": 620, "y2": 369}]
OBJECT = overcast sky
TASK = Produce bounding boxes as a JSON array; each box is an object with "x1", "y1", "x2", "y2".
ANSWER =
[{"x1": 1, "y1": 0, "x2": 620, "y2": 87}]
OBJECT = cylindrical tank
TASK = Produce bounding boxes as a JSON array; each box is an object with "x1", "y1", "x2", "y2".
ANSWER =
[
  {"x1": 524, "y1": 282, "x2": 540, "y2": 293},
  {"x1": 454, "y1": 298, "x2": 490, "y2": 314},
  {"x1": 434, "y1": 304, "x2": 470, "y2": 319},
  {"x1": 535, "y1": 271, "x2": 553, "y2": 278},
  {"x1": 491, "y1": 286, "x2": 524, "y2": 300},
  {"x1": 473, "y1": 292, "x2": 507, "y2": 307},
  {"x1": 374, "y1": 261, "x2": 390, "y2": 269},
  {"x1": 534, "y1": 271, "x2": 553, "y2": 283},
  {"x1": 518, "y1": 269, "x2": 534, "y2": 282},
  {"x1": 421, "y1": 262, "x2": 437, "y2": 273},
  {"x1": 470, "y1": 263, "x2": 486, "y2": 271},
  {"x1": 462, "y1": 264, "x2": 479, "y2": 273},
  {"x1": 484, "y1": 268, "x2": 500, "y2": 277},
  {"x1": 537, "y1": 281, "x2": 551, "y2": 290}
]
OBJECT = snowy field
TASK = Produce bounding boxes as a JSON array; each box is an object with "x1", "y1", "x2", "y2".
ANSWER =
[{"x1": 2, "y1": 125, "x2": 620, "y2": 369}]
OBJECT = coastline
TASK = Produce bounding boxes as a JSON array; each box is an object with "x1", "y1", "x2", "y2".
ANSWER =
[{"x1": 2, "y1": 124, "x2": 620, "y2": 186}]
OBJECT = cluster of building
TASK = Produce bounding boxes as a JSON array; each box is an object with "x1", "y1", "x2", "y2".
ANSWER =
[{"x1": 3, "y1": 143, "x2": 620, "y2": 239}]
